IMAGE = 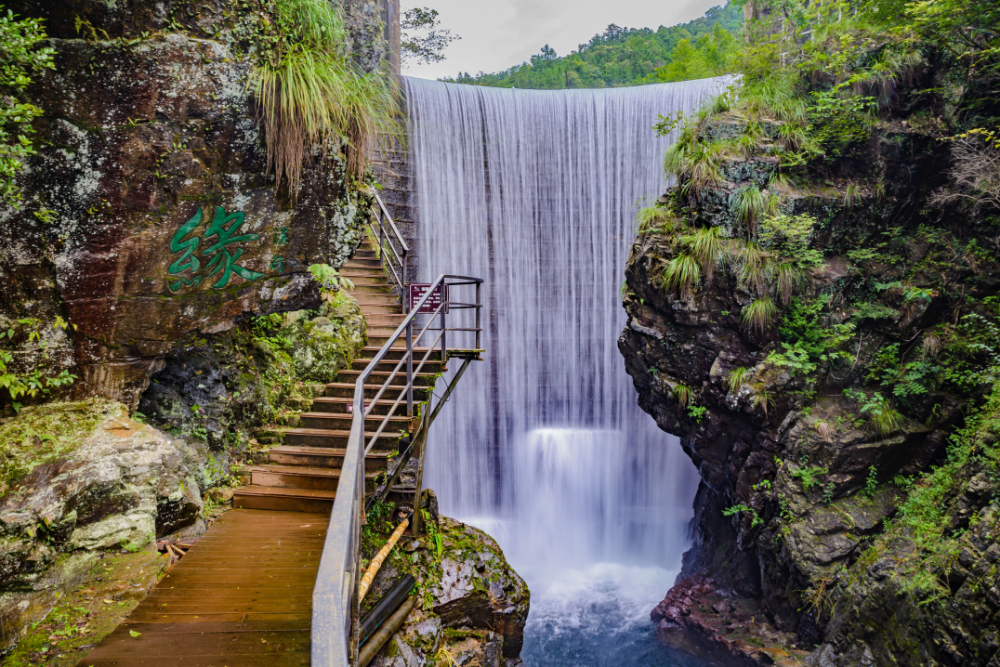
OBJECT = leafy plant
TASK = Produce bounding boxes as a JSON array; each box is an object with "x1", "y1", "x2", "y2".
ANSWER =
[
  {"x1": 723, "y1": 503, "x2": 764, "y2": 527},
  {"x1": 688, "y1": 404, "x2": 708, "y2": 423},
  {"x1": 844, "y1": 388, "x2": 902, "y2": 437},
  {"x1": 0, "y1": 8, "x2": 55, "y2": 208},
  {"x1": 790, "y1": 463, "x2": 829, "y2": 491}
]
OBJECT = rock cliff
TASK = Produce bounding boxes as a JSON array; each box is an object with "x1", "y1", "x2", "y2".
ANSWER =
[
  {"x1": 620, "y1": 82, "x2": 1000, "y2": 664},
  {"x1": 0, "y1": 399, "x2": 227, "y2": 653},
  {"x1": 0, "y1": 0, "x2": 386, "y2": 410}
]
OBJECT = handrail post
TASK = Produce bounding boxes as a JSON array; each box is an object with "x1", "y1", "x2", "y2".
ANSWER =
[
  {"x1": 406, "y1": 321, "x2": 413, "y2": 418},
  {"x1": 440, "y1": 282, "x2": 448, "y2": 363},
  {"x1": 403, "y1": 254, "x2": 409, "y2": 300},
  {"x1": 475, "y1": 282, "x2": 482, "y2": 351}
]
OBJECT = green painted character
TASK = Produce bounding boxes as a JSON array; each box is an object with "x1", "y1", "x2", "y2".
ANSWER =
[
  {"x1": 270, "y1": 256, "x2": 286, "y2": 272},
  {"x1": 273, "y1": 227, "x2": 290, "y2": 246},
  {"x1": 167, "y1": 206, "x2": 266, "y2": 292}
]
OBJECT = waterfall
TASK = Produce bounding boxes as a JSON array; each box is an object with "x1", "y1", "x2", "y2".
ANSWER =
[{"x1": 404, "y1": 77, "x2": 728, "y2": 665}]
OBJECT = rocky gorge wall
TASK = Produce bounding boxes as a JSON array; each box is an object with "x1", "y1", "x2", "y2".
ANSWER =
[
  {"x1": 619, "y1": 74, "x2": 1000, "y2": 665},
  {"x1": 0, "y1": 0, "x2": 392, "y2": 411}
]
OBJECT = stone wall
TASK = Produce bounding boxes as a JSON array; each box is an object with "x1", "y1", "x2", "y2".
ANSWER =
[{"x1": 0, "y1": 0, "x2": 394, "y2": 410}]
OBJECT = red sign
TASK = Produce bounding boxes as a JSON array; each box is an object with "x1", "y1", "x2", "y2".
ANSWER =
[{"x1": 408, "y1": 283, "x2": 449, "y2": 314}]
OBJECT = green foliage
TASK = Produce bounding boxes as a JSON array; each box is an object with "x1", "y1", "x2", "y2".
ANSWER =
[
  {"x1": 672, "y1": 383, "x2": 692, "y2": 408},
  {"x1": 1, "y1": 317, "x2": 77, "y2": 411},
  {"x1": 734, "y1": 185, "x2": 776, "y2": 235},
  {"x1": 635, "y1": 204, "x2": 682, "y2": 234},
  {"x1": 444, "y1": 4, "x2": 742, "y2": 89},
  {"x1": 733, "y1": 241, "x2": 772, "y2": 294},
  {"x1": 688, "y1": 404, "x2": 708, "y2": 423},
  {"x1": 401, "y1": 7, "x2": 459, "y2": 65},
  {"x1": 726, "y1": 366, "x2": 752, "y2": 393},
  {"x1": 758, "y1": 213, "x2": 823, "y2": 271},
  {"x1": 768, "y1": 296, "x2": 855, "y2": 377},
  {"x1": 790, "y1": 462, "x2": 829, "y2": 491},
  {"x1": 723, "y1": 503, "x2": 764, "y2": 527},
  {"x1": 655, "y1": 23, "x2": 740, "y2": 83},
  {"x1": 663, "y1": 130, "x2": 725, "y2": 189},
  {"x1": 243, "y1": 0, "x2": 399, "y2": 192},
  {"x1": 844, "y1": 388, "x2": 902, "y2": 436},
  {"x1": 0, "y1": 7, "x2": 55, "y2": 208},
  {"x1": 680, "y1": 226, "x2": 729, "y2": 284},
  {"x1": 661, "y1": 253, "x2": 702, "y2": 297},
  {"x1": 741, "y1": 296, "x2": 777, "y2": 334}
]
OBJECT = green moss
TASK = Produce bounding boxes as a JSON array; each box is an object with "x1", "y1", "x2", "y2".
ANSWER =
[
  {"x1": 4, "y1": 548, "x2": 166, "y2": 667},
  {"x1": 0, "y1": 400, "x2": 122, "y2": 489}
]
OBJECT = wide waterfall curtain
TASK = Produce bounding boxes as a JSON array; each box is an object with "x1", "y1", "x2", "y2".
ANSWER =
[{"x1": 406, "y1": 77, "x2": 728, "y2": 569}]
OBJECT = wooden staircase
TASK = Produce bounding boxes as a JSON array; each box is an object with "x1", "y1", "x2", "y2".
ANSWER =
[{"x1": 233, "y1": 239, "x2": 437, "y2": 513}]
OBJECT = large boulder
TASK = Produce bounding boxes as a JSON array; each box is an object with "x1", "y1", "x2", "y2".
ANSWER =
[{"x1": 0, "y1": 399, "x2": 226, "y2": 652}]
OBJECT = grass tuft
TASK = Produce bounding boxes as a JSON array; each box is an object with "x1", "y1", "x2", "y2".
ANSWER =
[
  {"x1": 681, "y1": 226, "x2": 729, "y2": 284},
  {"x1": 725, "y1": 366, "x2": 752, "y2": 393},
  {"x1": 247, "y1": 0, "x2": 400, "y2": 196},
  {"x1": 741, "y1": 296, "x2": 777, "y2": 334},
  {"x1": 661, "y1": 254, "x2": 702, "y2": 298}
]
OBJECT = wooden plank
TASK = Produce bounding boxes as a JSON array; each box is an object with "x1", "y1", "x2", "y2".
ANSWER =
[{"x1": 75, "y1": 510, "x2": 326, "y2": 667}]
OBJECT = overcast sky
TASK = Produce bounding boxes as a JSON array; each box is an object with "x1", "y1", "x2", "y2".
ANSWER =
[{"x1": 400, "y1": 0, "x2": 728, "y2": 80}]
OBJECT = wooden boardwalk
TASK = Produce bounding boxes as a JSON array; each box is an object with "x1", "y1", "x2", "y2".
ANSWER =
[{"x1": 78, "y1": 509, "x2": 327, "y2": 667}]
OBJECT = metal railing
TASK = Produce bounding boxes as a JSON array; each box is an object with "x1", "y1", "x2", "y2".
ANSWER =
[
  {"x1": 366, "y1": 191, "x2": 409, "y2": 296},
  {"x1": 312, "y1": 273, "x2": 483, "y2": 667}
]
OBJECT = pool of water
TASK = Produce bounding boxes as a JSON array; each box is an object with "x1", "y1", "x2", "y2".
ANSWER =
[{"x1": 518, "y1": 562, "x2": 735, "y2": 667}]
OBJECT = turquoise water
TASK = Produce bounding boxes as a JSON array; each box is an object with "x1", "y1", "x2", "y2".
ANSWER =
[{"x1": 517, "y1": 562, "x2": 735, "y2": 667}]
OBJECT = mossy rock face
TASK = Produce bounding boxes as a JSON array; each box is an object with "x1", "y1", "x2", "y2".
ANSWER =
[
  {"x1": 0, "y1": 399, "x2": 225, "y2": 653},
  {"x1": 287, "y1": 296, "x2": 367, "y2": 383},
  {"x1": 364, "y1": 507, "x2": 529, "y2": 667}
]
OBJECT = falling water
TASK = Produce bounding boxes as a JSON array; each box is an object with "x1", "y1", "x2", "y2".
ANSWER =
[{"x1": 405, "y1": 77, "x2": 730, "y2": 666}]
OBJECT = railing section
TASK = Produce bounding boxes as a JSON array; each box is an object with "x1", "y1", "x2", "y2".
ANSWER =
[
  {"x1": 312, "y1": 273, "x2": 483, "y2": 667},
  {"x1": 365, "y1": 191, "x2": 409, "y2": 296}
]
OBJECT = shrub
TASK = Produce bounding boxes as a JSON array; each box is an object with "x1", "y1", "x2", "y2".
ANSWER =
[{"x1": 725, "y1": 366, "x2": 752, "y2": 393}]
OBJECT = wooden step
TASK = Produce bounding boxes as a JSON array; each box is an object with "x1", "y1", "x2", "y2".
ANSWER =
[
  {"x1": 355, "y1": 305, "x2": 403, "y2": 316},
  {"x1": 251, "y1": 465, "x2": 346, "y2": 491},
  {"x1": 311, "y1": 396, "x2": 424, "y2": 416},
  {"x1": 346, "y1": 284, "x2": 395, "y2": 294},
  {"x1": 334, "y1": 370, "x2": 438, "y2": 387},
  {"x1": 342, "y1": 258, "x2": 382, "y2": 269},
  {"x1": 341, "y1": 268, "x2": 386, "y2": 277},
  {"x1": 349, "y1": 357, "x2": 444, "y2": 373},
  {"x1": 358, "y1": 346, "x2": 442, "y2": 361},
  {"x1": 232, "y1": 487, "x2": 337, "y2": 513},
  {"x1": 283, "y1": 427, "x2": 405, "y2": 449},
  {"x1": 323, "y1": 382, "x2": 430, "y2": 400},
  {"x1": 298, "y1": 412, "x2": 411, "y2": 432},
  {"x1": 269, "y1": 446, "x2": 392, "y2": 469}
]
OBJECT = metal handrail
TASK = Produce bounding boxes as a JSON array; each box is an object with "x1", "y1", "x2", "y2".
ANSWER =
[
  {"x1": 367, "y1": 192, "x2": 410, "y2": 296},
  {"x1": 312, "y1": 273, "x2": 483, "y2": 667}
]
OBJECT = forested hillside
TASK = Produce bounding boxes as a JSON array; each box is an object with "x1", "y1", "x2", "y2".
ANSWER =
[{"x1": 443, "y1": 2, "x2": 742, "y2": 89}]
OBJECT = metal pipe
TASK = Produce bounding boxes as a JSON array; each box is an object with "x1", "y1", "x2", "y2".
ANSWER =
[
  {"x1": 406, "y1": 321, "x2": 413, "y2": 417},
  {"x1": 357, "y1": 596, "x2": 418, "y2": 667},
  {"x1": 360, "y1": 574, "x2": 416, "y2": 645}
]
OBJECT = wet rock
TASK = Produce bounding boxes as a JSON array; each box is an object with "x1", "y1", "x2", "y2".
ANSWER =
[
  {"x1": 365, "y1": 514, "x2": 529, "y2": 666},
  {"x1": 0, "y1": 0, "x2": 377, "y2": 410},
  {"x1": 0, "y1": 399, "x2": 226, "y2": 651}
]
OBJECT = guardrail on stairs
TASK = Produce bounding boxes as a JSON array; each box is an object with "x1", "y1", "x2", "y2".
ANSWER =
[
  {"x1": 313, "y1": 201, "x2": 483, "y2": 666},
  {"x1": 366, "y1": 191, "x2": 409, "y2": 296}
]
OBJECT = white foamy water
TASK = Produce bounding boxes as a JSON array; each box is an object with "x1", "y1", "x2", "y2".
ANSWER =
[{"x1": 404, "y1": 76, "x2": 730, "y2": 666}]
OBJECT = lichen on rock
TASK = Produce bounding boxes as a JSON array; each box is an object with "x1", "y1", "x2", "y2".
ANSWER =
[
  {"x1": 0, "y1": 399, "x2": 226, "y2": 653},
  {"x1": 362, "y1": 499, "x2": 529, "y2": 667}
]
